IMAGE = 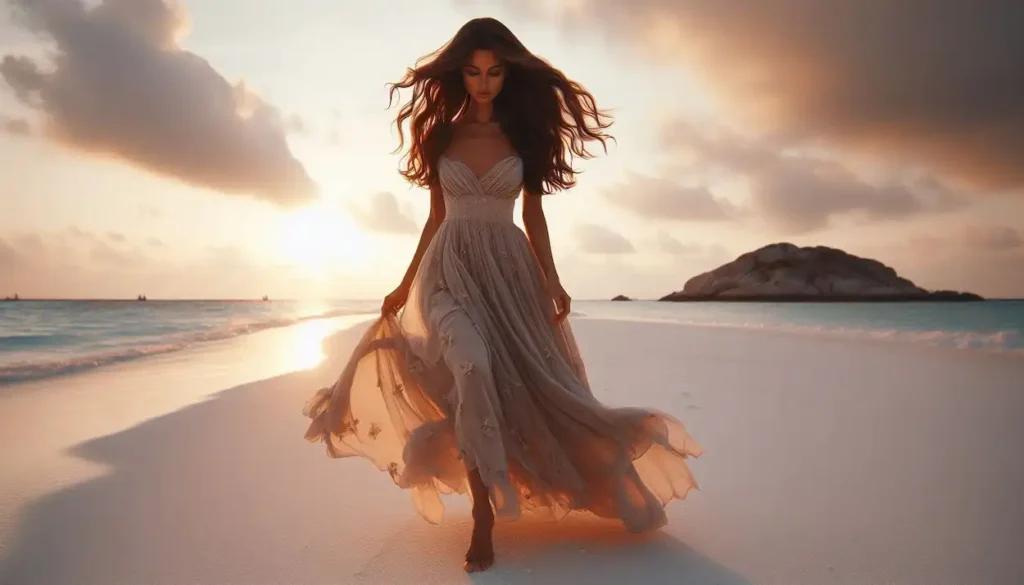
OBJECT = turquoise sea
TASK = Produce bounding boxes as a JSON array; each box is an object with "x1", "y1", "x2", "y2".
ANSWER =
[{"x1": 1, "y1": 298, "x2": 1021, "y2": 385}]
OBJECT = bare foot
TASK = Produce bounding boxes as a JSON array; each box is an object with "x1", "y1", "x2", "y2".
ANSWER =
[{"x1": 463, "y1": 509, "x2": 495, "y2": 572}]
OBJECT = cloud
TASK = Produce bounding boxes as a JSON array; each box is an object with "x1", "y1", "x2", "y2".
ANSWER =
[
  {"x1": 349, "y1": 191, "x2": 419, "y2": 234},
  {"x1": 573, "y1": 223, "x2": 635, "y2": 254},
  {"x1": 867, "y1": 227, "x2": 1024, "y2": 298},
  {"x1": 910, "y1": 225, "x2": 1023, "y2": 254},
  {"x1": 524, "y1": 0, "x2": 1024, "y2": 193},
  {"x1": 554, "y1": 239, "x2": 732, "y2": 299},
  {"x1": 0, "y1": 227, "x2": 332, "y2": 299},
  {"x1": 1, "y1": 114, "x2": 31, "y2": 136},
  {"x1": 655, "y1": 231, "x2": 697, "y2": 255},
  {"x1": 744, "y1": 160, "x2": 952, "y2": 233},
  {"x1": 600, "y1": 172, "x2": 738, "y2": 222},
  {"x1": 284, "y1": 114, "x2": 308, "y2": 135},
  {"x1": 658, "y1": 121, "x2": 963, "y2": 233},
  {"x1": 138, "y1": 204, "x2": 162, "y2": 220},
  {"x1": 652, "y1": 232, "x2": 729, "y2": 261},
  {"x1": 0, "y1": 0, "x2": 316, "y2": 206},
  {"x1": 966, "y1": 226, "x2": 1023, "y2": 251}
]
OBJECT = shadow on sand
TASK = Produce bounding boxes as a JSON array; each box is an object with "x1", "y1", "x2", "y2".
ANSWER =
[
  {"x1": 353, "y1": 515, "x2": 750, "y2": 585},
  {"x1": 1, "y1": 329, "x2": 748, "y2": 585}
]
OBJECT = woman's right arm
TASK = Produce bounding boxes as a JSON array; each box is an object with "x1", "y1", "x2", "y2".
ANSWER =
[{"x1": 382, "y1": 182, "x2": 446, "y2": 313}]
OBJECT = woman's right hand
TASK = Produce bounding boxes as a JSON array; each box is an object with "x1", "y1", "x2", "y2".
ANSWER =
[{"x1": 381, "y1": 283, "x2": 411, "y2": 315}]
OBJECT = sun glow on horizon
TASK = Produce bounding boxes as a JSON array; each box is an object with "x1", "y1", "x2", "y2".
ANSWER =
[
  {"x1": 276, "y1": 202, "x2": 372, "y2": 278},
  {"x1": 285, "y1": 318, "x2": 337, "y2": 370}
]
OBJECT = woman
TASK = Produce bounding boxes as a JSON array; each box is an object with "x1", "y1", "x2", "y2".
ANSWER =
[{"x1": 303, "y1": 17, "x2": 702, "y2": 573}]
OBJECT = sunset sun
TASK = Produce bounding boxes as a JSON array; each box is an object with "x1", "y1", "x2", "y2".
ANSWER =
[{"x1": 276, "y1": 202, "x2": 370, "y2": 277}]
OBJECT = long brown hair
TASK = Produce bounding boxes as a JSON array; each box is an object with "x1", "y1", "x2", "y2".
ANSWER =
[{"x1": 387, "y1": 17, "x2": 613, "y2": 194}]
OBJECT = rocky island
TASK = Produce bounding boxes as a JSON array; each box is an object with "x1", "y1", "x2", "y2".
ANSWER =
[{"x1": 661, "y1": 243, "x2": 983, "y2": 302}]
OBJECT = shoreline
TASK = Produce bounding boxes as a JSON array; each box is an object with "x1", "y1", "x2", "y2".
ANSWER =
[
  {"x1": 4, "y1": 301, "x2": 1022, "y2": 388},
  {"x1": 576, "y1": 313, "x2": 1024, "y2": 362},
  {"x1": 0, "y1": 308, "x2": 380, "y2": 386}
]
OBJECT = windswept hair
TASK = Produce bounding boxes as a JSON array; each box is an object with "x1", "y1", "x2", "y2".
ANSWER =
[{"x1": 387, "y1": 17, "x2": 613, "y2": 194}]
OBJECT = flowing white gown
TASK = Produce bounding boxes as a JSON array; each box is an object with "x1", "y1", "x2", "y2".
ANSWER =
[{"x1": 303, "y1": 154, "x2": 703, "y2": 532}]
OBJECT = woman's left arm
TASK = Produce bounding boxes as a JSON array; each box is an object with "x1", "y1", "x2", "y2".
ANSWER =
[{"x1": 522, "y1": 192, "x2": 571, "y2": 321}]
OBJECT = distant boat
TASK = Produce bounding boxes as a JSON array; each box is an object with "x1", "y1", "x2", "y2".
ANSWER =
[
  {"x1": 262, "y1": 295, "x2": 269, "y2": 301},
  {"x1": 2, "y1": 293, "x2": 19, "y2": 302},
  {"x1": 137, "y1": 294, "x2": 147, "y2": 302}
]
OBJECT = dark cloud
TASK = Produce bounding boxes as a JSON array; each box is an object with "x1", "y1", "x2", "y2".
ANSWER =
[
  {"x1": 573, "y1": 223, "x2": 635, "y2": 254},
  {"x1": 529, "y1": 0, "x2": 1024, "y2": 193},
  {"x1": 658, "y1": 122, "x2": 963, "y2": 233},
  {"x1": 350, "y1": 192, "x2": 419, "y2": 234},
  {"x1": 1, "y1": 0, "x2": 316, "y2": 206},
  {"x1": 600, "y1": 172, "x2": 738, "y2": 222},
  {"x1": 745, "y1": 160, "x2": 951, "y2": 233}
]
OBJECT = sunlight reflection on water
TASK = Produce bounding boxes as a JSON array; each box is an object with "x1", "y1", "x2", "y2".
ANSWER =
[{"x1": 285, "y1": 318, "x2": 339, "y2": 371}]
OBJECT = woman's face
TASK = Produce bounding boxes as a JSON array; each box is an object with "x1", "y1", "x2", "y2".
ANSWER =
[{"x1": 462, "y1": 49, "x2": 505, "y2": 105}]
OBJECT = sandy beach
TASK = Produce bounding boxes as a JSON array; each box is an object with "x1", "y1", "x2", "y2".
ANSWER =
[{"x1": 2, "y1": 315, "x2": 1023, "y2": 585}]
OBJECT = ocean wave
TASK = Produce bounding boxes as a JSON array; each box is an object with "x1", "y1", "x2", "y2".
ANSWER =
[
  {"x1": 0, "y1": 333, "x2": 82, "y2": 347},
  {"x1": 586, "y1": 313, "x2": 1024, "y2": 356},
  {"x1": 0, "y1": 308, "x2": 370, "y2": 385},
  {"x1": 764, "y1": 323, "x2": 1023, "y2": 354},
  {"x1": 711, "y1": 320, "x2": 1020, "y2": 355}
]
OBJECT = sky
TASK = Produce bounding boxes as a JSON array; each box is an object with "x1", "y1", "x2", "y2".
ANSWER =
[{"x1": 1, "y1": 0, "x2": 1022, "y2": 300}]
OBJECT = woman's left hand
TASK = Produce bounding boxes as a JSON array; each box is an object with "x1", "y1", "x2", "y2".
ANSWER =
[{"x1": 547, "y1": 277, "x2": 571, "y2": 322}]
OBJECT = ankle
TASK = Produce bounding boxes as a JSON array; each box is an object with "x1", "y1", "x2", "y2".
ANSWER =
[{"x1": 472, "y1": 506, "x2": 494, "y2": 525}]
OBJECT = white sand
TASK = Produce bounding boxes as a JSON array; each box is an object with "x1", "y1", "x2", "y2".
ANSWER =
[{"x1": 2, "y1": 315, "x2": 1023, "y2": 585}]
